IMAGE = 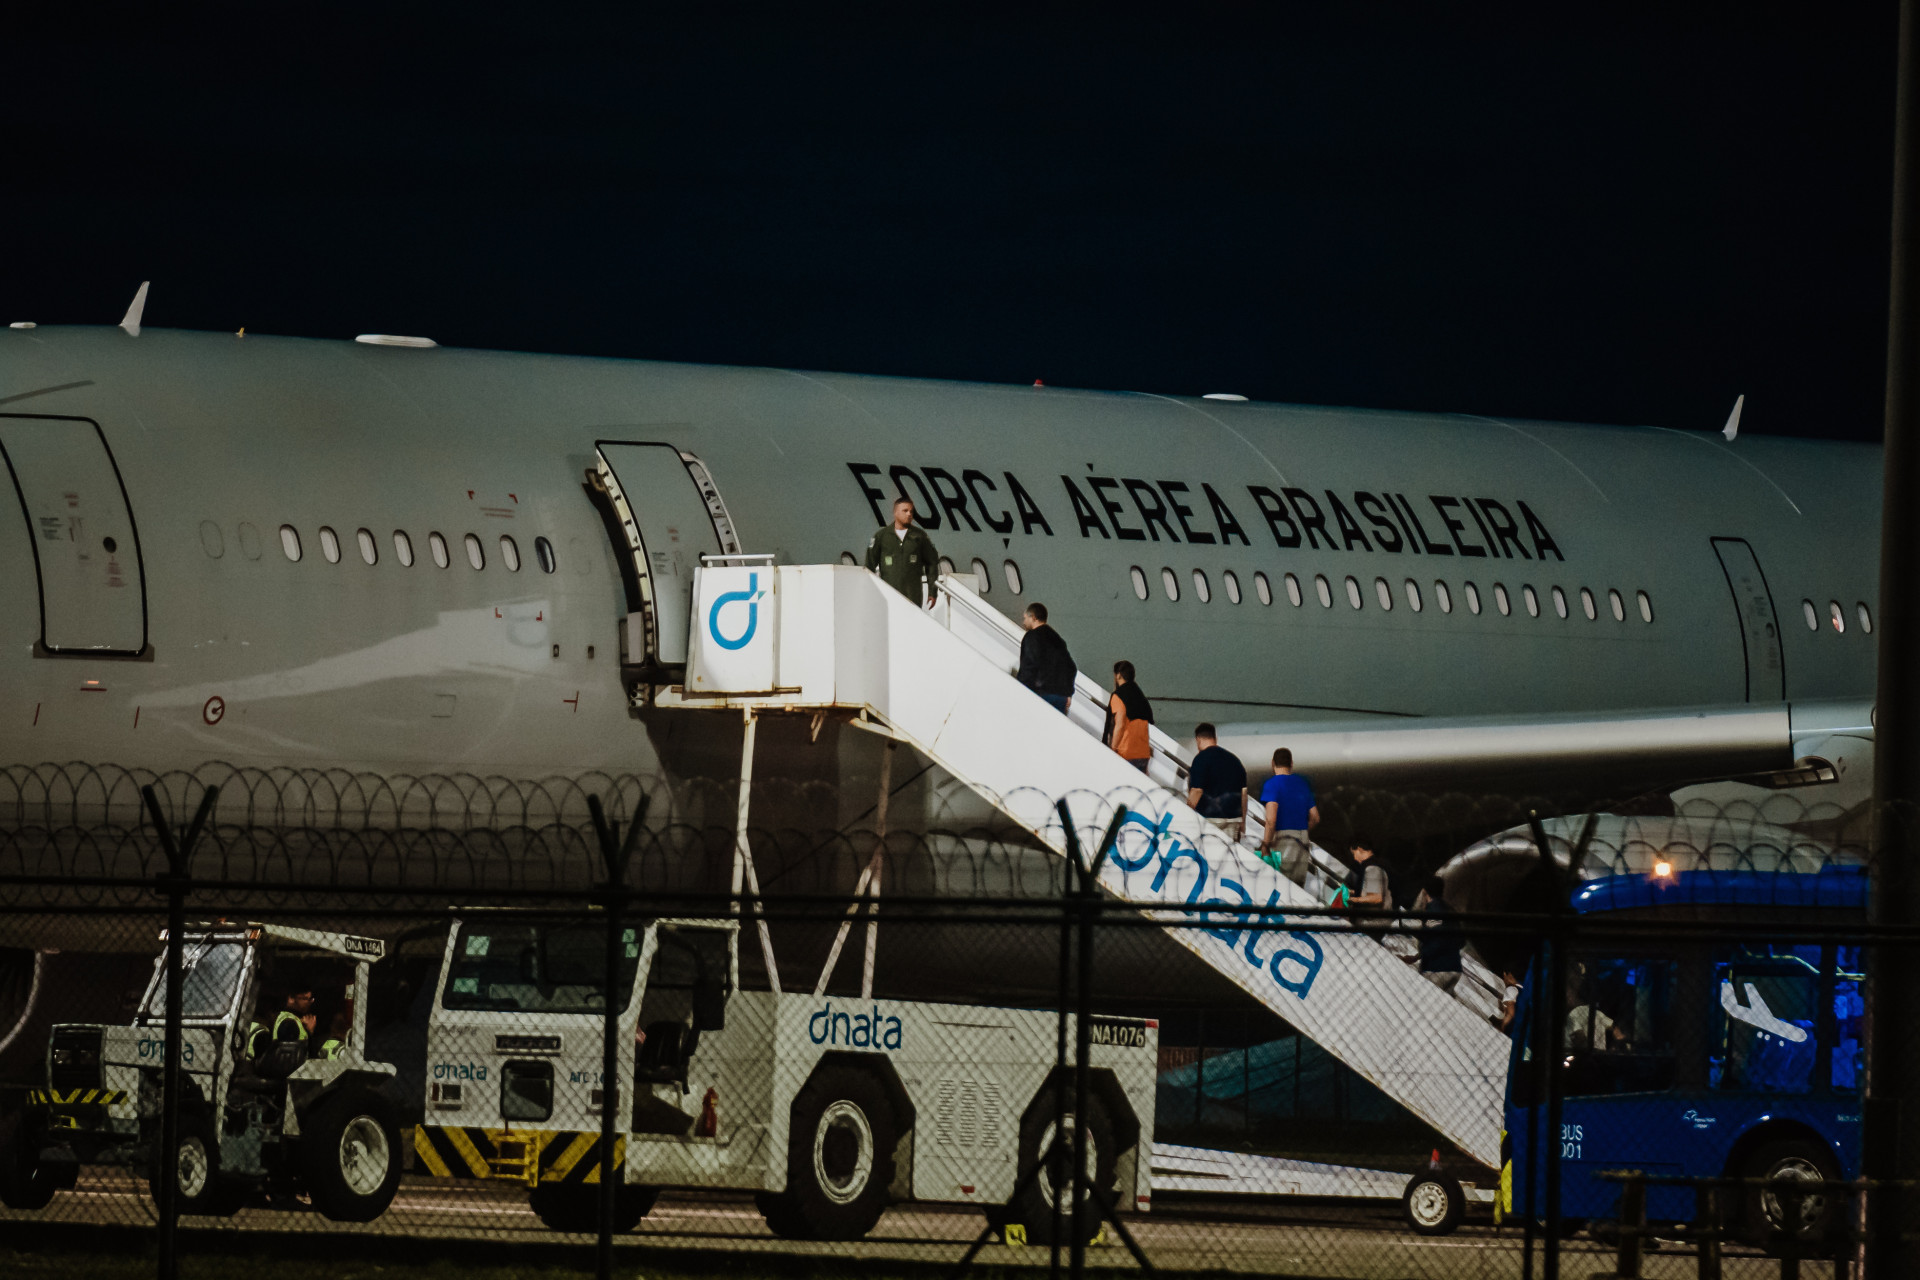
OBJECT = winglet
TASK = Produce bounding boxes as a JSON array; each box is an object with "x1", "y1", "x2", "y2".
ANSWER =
[
  {"x1": 120, "y1": 281, "x2": 149, "y2": 337},
  {"x1": 1721, "y1": 393, "x2": 1744, "y2": 442}
]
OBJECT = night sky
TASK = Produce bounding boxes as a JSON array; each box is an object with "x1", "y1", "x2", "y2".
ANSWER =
[{"x1": 10, "y1": 4, "x2": 1902, "y2": 442}]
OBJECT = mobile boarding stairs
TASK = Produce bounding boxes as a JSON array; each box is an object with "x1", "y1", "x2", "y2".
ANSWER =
[{"x1": 653, "y1": 557, "x2": 1510, "y2": 1173}]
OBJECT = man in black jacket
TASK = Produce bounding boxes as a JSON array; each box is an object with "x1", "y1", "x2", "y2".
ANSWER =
[{"x1": 1016, "y1": 602, "x2": 1077, "y2": 714}]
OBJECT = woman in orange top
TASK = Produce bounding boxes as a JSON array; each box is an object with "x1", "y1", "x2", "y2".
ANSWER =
[{"x1": 1104, "y1": 660, "x2": 1154, "y2": 771}]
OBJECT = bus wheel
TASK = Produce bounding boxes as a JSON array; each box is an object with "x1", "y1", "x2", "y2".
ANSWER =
[
  {"x1": 1741, "y1": 1140, "x2": 1841, "y2": 1255},
  {"x1": 1010, "y1": 1094, "x2": 1118, "y2": 1247},
  {"x1": 298, "y1": 1087, "x2": 403, "y2": 1222},
  {"x1": 0, "y1": 1109, "x2": 58, "y2": 1210},
  {"x1": 1402, "y1": 1172, "x2": 1464, "y2": 1236},
  {"x1": 780, "y1": 1067, "x2": 897, "y2": 1241}
]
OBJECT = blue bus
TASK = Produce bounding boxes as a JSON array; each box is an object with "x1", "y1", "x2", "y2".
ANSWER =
[{"x1": 1503, "y1": 866, "x2": 1864, "y2": 1251}]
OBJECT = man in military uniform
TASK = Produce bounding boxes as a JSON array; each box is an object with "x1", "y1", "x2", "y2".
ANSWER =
[{"x1": 863, "y1": 496, "x2": 939, "y2": 607}]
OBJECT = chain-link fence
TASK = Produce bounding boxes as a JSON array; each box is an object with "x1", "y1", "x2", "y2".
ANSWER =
[{"x1": 0, "y1": 763, "x2": 1908, "y2": 1279}]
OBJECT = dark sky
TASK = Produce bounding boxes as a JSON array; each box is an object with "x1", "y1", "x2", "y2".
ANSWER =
[{"x1": 12, "y1": 4, "x2": 1901, "y2": 442}]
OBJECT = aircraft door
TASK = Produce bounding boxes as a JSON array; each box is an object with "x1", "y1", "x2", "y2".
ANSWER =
[
  {"x1": 1710, "y1": 537, "x2": 1784, "y2": 701},
  {"x1": 0, "y1": 415, "x2": 148, "y2": 656},
  {"x1": 587, "y1": 442, "x2": 738, "y2": 676}
]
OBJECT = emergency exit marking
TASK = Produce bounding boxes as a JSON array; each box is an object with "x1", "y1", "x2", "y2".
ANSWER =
[
  {"x1": 203, "y1": 695, "x2": 226, "y2": 726},
  {"x1": 563, "y1": 692, "x2": 579, "y2": 712}
]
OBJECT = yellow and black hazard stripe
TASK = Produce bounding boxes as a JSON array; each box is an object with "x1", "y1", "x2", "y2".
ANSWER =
[
  {"x1": 27, "y1": 1088, "x2": 129, "y2": 1106},
  {"x1": 413, "y1": 1126, "x2": 626, "y2": 1186}
]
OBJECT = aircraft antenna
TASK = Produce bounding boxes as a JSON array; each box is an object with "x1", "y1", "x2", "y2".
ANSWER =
[
  {"x1": 1720, "y1": 393, "x2": 1744, "y2": 441},
  {"x1": 120, "y1": 281, "x2": 149, "y2": 337}
]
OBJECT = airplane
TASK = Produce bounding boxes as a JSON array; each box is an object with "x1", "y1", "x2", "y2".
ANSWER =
[{"x1": 0, "y1": 313, "x2": 1878, "y2": 813}]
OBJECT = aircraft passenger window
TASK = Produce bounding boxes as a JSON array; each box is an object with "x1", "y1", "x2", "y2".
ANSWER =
[
  {"x1": 199, "y1": 520, "x2": 224, "y2": 559},
  {"x1": 356, "y1": 528, "x2": 378, "y2": 566},
  {"x1": 1551, "y1": 586, "x2": 1568, "y2": 619},
  {"x1": 1004, "y1": 560, "x2": 1022, "y2": 594},
  {"x1": 238, "y1": 522, "x2": 263, "y2": 560},
  {"x1": 839, "y1": 551, "x2": 857, "y2": 566},
  {"x1": 1638, "y1": 590, "x2": 1654, "y2": 623},
  {"x1": 1859, "y1": 603, "x2": 1873, "y2": 634},
  {"x1": 973, "y1": 557, "x2": 992, "y2": 594},
  {"x1": 1405, "y1": 579, "x2": 1422, "y2": 612},
  {"x1": 536, "y1": 537, "x2": 557, "y2": 573},
  {"x1": 1192, "y1": 569, "x2": 1211, "y2": 603},
  {"x1": 1493, "y1": 584, "x2": 1510, "y2": 616},
  {"x1": 319, "y1": 527, "x2": 341, "y2": 564},
  {"x1": 1830, "y1": 601, "x2": 1846, "y2": 634},
  {"x1": 1579, "y1": 588, "x2": 1596, "y2": 620},
  {"x1": 279, "y1": 525, "x2": 302, "y2": 562},
  {"x1": 464, "y1": 533, "x2": 485, "y2": 570},
  {"x1": 1434, "y1": 580, "x2": 1451, "y2": 613},
  {"x1": 499, "y1": 536, "x2": 521, "y2": 572},
  {"x1": 393, "y1": 531, "x2": 414, "y2": 567},
  {"x1": 1464, "y1": 582, "x2": 1480, "y2": 615},
  {"x1": 1522, "y1": 585, "x2": 1540, "y2": 617},
  {"x1": 1374, "y1": 577, "x2": 1392, "y2": 610},
  {"x1": 1161, "y1": 567, "x2": 1180, "y2": 601},
  {"x1": 1255, "y1": 572, "x2": 1273, "y2": 605},
  {"x1": 1802, "y1": 599, "x2": 1818, "y2": 631},
  {"x1": 1284, "y1": 573, "x2": 1302, "y2": 607},
  {"x1": 1223, "y1": 570, "x2": 1242, "y2": 605},
  {"x1": 1343, "y1": 576, "x2": 1362, "y2": 609},
  {"x1": 429, "y1": 532, "x2": 450, "y2": 569},
  {"x1": 1609, "y1": 588, "x2": 1625, "y2": 622},
  {"x1": 937, "y1": 556, "x2": 954, "y2": 577},
  {"x1": 1314, "y1": 575, "x2": 1333, "y2": 608},
  {"x1": 1130, "y1": 566, "x2": 1148, "y2": 600}
]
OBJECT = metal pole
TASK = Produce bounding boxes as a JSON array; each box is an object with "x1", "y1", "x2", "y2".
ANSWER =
[
  {"x1": 588, "y1": 795, "x2": 644, "y2": 1280},
  {"x1": 1051, "y1": 802, "x2": 1081, "y2": 1280},
  {"x1": 1869, "y1": 7, "x2": 1920, "y2": 1277},
  {"x1": 141, "y1": 784, "x2": 215, "y2": 1280},
  {"x1": 1530, "y1": 813, "x2": 1568, "y2": 1280},
  {"x1": 861, "y1": 740, "x2": 894, "y2": 999}
]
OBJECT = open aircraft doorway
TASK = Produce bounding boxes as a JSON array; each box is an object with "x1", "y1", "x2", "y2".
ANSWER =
[
  {"x1": 585, "y1": 441, "x2": 740, "y2": 686},
  {"x1": 0, "y1": 414, "x2": 149, "y2": 658}
]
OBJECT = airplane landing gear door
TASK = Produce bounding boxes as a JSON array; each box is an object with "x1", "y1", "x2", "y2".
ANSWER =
[
  {"x1": 587, "y1": 442, "x2": 739, "y2": 681},
  {"x1": 0, "y1": 415, "x2": 148, "y2": 657},
  {"x1": 1710, "y1": 537, "x2": 1784, "y2": 702}
]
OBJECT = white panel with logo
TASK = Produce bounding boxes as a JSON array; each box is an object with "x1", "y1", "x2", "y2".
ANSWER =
[{"x1": 686, "y1": 556, "x2": 779, "y2": 693}]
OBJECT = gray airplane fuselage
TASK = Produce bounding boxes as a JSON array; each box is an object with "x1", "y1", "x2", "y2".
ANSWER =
[{"x1": 0, "y1": 327, "x2": 1880, "y2": 783}]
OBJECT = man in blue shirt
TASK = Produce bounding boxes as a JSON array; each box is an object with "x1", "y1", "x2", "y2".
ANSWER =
[
  {"x1": 1184, "y1": 724, "x2": 1247, "y2": 839},
  {"x1": 1257, "y1": 747, "x2": 1318, "y2": 883}
]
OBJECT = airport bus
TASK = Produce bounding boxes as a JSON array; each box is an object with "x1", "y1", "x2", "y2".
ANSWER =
[{"x1": 1503, "y1": 866, "x2": 1864, "y2": 1252}]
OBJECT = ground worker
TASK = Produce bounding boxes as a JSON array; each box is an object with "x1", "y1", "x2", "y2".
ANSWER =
[
  {"x1": 248, "y1": 987, "x2": 316, "y2": 1061},
  {"x1": 863, "y1": 496, "x2": 940, "y2": 607}
]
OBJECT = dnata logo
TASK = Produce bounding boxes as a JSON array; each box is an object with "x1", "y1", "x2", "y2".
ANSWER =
[
  {"x1": 809, "y1": 1001, "x2": 904, "y2": 1050},
  {"x1": 433, "y1": 1061, "x2": 488, "y2": 1081},
  {"x1": 708, "y1": 572, "x2": 766, "y2": 651}
]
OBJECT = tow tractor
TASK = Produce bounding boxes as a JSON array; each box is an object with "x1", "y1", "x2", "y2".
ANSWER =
[
  {"x1": 0, "y1": 922, "x2": 404, "y2": 1221},
  {"x1": 416, "y1": 912, "x2": 1157, "y2": 1241}
]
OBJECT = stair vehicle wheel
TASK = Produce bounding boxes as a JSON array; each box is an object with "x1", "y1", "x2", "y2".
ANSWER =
[
  {"x1": 780, "y1": 1066, "x2": 898, "y2": 1241},
  {"x1": 529, "y1": 1182, "x2": 658, "y2": 1233},
  {"x1": 296, "y1": 1087, "x2": 403, "y2": 1222},
  {"x1": 147, "y1": 1109, "x2": 236, "y2": 1216},
  {"x1": 1402, "y1": 1171, "x2": 1464, "y2": 1236},
  {"x1": 755, "y1": 1188, "x2": 812, "y2": 1239},
  {"x1": 0, "y1": 1109, "x2": 59, "y2": 1211},
  {"x1": 1010, "y1": 1093, "x2": 1118, "y2": 1247},
  {"x1": 1739, "y1": 1138, "x2": 1843, "y2": 1256}
]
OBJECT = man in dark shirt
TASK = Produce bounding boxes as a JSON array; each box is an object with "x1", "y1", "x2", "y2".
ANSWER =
[
  {"x1": 1185, "y1": 724, "x2": 1247, "y2": 839},
  {"x1": 1417, "y1": 876, "x2": 1463, "y2": 993},
  {"x1": 1016, "y1": 603, "x2": 1077, "y2": 713}
]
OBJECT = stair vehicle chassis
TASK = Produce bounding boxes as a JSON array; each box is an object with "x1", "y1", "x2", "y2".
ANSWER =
[{"x1": 416, "y1": 912, "x2": 1157, "y2": 1242}]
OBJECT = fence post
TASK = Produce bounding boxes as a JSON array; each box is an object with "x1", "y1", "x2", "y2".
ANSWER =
[
  {"x1": 1614, "y1": 1172, "x2": 1646, "y2": 1279},
  {"x1": 587, "y1": 794, "x2": 646, "y2": 1280},
  {"x1": 1696, "y1": 1179, "x2": 1723, "y2": 1280},
  {"x1": 140, "y1": 784, "x2": 217, "y2": 1280},
  {"x1": 1529, "y1": 812, "x2": 1570, "y2": 1280},
  {"x1": 1052, "y1": 807, "x2": 1074, "y2": 1280},
  {"x1": 1779, "y1": 1182, "x2": 1803, "y2": 1280}
]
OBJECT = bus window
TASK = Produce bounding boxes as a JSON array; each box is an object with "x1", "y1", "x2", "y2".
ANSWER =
[
  {"x1": 1711, "y1": 943, "x2": 1819, "y2": 1095},
  {"x1": 1561, "y1": 957, "x2": 1679, "y2": 1098}
]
